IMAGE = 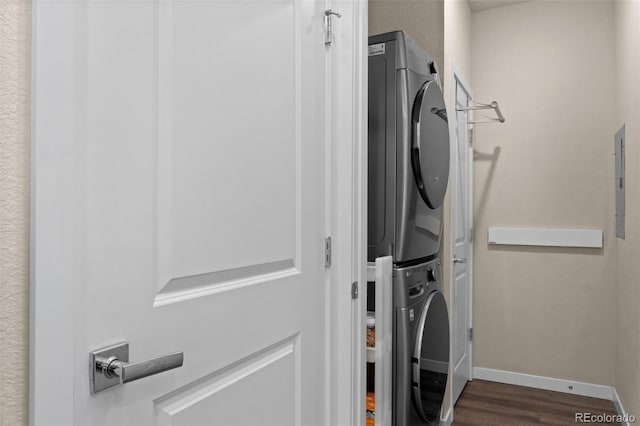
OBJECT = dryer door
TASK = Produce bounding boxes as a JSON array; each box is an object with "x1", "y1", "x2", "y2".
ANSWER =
[
  {"x1": 411, "y1": 80, "x2": 450, "y2": 209},
  {"x1": 412, "y1": 290, "x2": 450, "y2": 423}
]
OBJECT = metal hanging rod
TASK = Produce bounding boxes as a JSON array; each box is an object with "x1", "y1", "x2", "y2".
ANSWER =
[{"x1": 457, "y1": 101, "x2": 505, "y2": 124}]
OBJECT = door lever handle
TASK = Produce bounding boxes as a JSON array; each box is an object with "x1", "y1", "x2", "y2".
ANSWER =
[
  {"x1": 97, "y1": 352, "x2": 183, "y2": 384},
  {"x1": 90, "y1": 342, "x2": 183, "y2": 394},
  {"x1": 453, "y1": 256, "x2": 467, "y2": 264}
]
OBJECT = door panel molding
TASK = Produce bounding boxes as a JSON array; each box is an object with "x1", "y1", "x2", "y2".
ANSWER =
[
  {"x1": 155, "y1": 0, "x2": 301, "y2": 296},
  {"x1": 155, "y1": 335, "x2": 300, "y2": 425},
  {"x1": 155, "y1": 259, "x2": 299, "y2": 307}
]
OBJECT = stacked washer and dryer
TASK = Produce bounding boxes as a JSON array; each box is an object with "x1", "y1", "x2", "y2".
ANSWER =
[{"x1": 367, "y1": 31, "x2": 451, "y2": 426}]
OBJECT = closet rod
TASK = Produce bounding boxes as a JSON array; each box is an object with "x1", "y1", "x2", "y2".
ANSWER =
[{"x1": 457, "y1": 101, "x2": 505, "y2": 123}]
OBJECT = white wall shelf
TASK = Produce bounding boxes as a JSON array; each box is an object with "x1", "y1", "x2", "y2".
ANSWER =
[{"x1": 487, "y1": 227, "x2": 603, "y2": 249}]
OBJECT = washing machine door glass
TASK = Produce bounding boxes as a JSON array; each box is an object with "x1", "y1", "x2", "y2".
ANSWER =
[
  {"x1": 411, "y1": 80, "x2": 450, "y2": 209},
  {"x1": 412, "y1": 290, "x2": 450, "y2": 423}
]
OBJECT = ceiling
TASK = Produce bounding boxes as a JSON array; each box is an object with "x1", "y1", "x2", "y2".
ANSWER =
[{"x1": 467, "y1": 0, "x2": 530, "y2": 12}]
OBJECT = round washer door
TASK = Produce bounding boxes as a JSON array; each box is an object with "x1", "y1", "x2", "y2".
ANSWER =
[
  {"x1": 412, "y1": 290, "x2": 450, "y2": 423},
  {"x1": 411, "y1": 80, "x2": 450, "y2": 209}
]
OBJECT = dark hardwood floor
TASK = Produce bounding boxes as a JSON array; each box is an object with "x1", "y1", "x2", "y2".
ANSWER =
[{"x1": 452, "y1": 380, "x2": 620, "y2": 425}]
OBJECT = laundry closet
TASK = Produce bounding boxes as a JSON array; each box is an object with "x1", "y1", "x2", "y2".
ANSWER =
[{"x1": 366, "y1": 31, "x2": 451, "y2": 426}]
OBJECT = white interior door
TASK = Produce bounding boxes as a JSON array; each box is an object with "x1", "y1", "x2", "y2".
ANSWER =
[
  {"x1": 449, "y1": 70, "x2": 474, "y2": 405},
  {"x1": 30, "y1": 1, "x2": 346, "y2": 424}
]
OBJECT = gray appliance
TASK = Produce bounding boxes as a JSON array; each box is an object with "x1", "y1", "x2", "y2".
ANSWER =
[
  {"x1": 367, "y1": 31, "x2": 450, "y2": 426},
  {"x1": 368, "y1": 31, "x2": 450, "y2": 265},
  {"x1": 393, "y1": 259, "x2": 449, "y2": 426}
]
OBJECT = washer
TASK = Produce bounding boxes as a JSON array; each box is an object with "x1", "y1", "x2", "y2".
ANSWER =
[
  {"x1": 394, "y1": 259, "x2": 449, "y2": 426},
  {"x1": 367, "y1": 31, "x2": 450, "y2": 426},
  {"x1": 368, "y1": 31, "x2": 450, "y2": 264}
]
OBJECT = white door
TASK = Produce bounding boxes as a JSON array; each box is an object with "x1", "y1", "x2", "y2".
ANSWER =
[
  {"x1": 30, "y1": 1, "x2": 359, "y2": 425},
  {"x1": 449, "y1": 71, "x2": 474, "y2": 405}
]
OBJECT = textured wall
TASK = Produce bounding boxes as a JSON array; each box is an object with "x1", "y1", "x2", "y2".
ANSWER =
[
  {"x1": 0, "y1": 1, "x2": 31, "y2": 426},
  {"x1": 369, "y1": 0, "x2": 445, "y2": 77},
  {"x1": 614, "y1": 0, "x2": 640, "y2": 417},
  {"x1": 471, "y1": 0, "x2": 617, "y2": 385}
]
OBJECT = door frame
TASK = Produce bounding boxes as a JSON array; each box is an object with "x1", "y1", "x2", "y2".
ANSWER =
[
  {"x1": 447, "y1": 63, "x2": 474, "y2": 410},
  {"x1": 28, "y1": 2, "x2": 368, "y2": 425},
  {"x1": 327, "y1": 1, "x2": 368, "y2": 425}
]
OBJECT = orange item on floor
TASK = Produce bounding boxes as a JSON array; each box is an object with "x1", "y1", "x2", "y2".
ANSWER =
[
  {"x1": 366, "y1": 391, "x2": 375, "y2": 426},
  {"x1": 366, "y1": 392, "x2": 375, "y2": 411}
]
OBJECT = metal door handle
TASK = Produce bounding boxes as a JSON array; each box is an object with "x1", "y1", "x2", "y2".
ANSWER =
[
  {"x1": 90, "y1": 342, "x2": 183, "y2": 394},
  {"x1": 97, "y1": 352, "x2": 183, "y2": 383},
  {"x1": 453, "y1": 256, "x2": 467, "y2": 264}
]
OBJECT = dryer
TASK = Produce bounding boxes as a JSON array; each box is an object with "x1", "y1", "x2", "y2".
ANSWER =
[
  {"x1": 368, "y1": 31, "x2": 450, "y2": 265},
  {"x1": 367, "y1": 31, "x2": 451, "y2": 426},
  {"x1": 393, "y1": 259, "x2": 449, "y2": 426}
]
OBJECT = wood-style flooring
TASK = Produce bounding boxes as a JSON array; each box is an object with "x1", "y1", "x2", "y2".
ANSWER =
[{"x1": 452, "y1": 380, "x2": 620, "y2": 425}]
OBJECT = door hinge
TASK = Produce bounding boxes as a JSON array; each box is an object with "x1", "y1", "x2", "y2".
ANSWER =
[
  {"x1": 325, "y1": 237, "x2": 332, "y2": 267},
  {"x1": 469, "y1": 226, "x2": 473, "y2": 243},
  {"x1": 469, "y1": 128, "x2": 474, "y2": 146},
  {"x1": 351, "y1": 281, "x2": 358, "y2": 299},
  {"x1": 324, "y1": 9, "x2": 342, "y2": 46},
  {"x1": 469, "y1": 328, "x2": 473, "y2": 341}
]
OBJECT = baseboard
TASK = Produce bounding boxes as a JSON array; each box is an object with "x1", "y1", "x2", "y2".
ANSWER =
[
  {"x1": 473, "y1": 367, "x2": 613, "y2": 400},
  {"x1": 473, "y1": 367, "x2": 636, "y2": 425},
  {"x1": 439, "y1": 406, "x2": 452, "y2": 426},
  {"x1": 612, "y1": 387, "x2": 633, "y2": 426}
]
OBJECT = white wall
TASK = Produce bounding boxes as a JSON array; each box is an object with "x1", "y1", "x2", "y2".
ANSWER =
[
  {"x1": 0, "y1": 1, "x2": 30, "y2": 425},
  {"x1": 471, "y1": 0, "x2": 616, "y2": 385},
  {"x1": 444, "y1": 0, "x2": 471, "y2": 83},
  {"x1": 614, "y1": 0, "x2": 640, "y2": 416}
]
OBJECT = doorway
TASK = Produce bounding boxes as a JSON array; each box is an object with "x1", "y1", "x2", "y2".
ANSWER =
[{"x1": 449, "y1": 67, "x2": 474, "y2": 406}]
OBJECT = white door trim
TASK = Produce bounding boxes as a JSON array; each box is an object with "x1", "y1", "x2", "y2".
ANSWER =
[
  {"x1": 29, "y1": 1, "x2": 367, "y2": 425},
  {"x1": 447, "y1": 62, "x2": 474, "y2": 411},
  {"x1": 326, "y1": 1, "x2": 368, "y2": 425},
  {"x1": 349, "y1": 2, "x2": 368, "y2": 425}
]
